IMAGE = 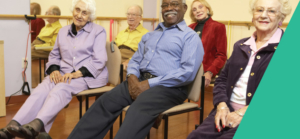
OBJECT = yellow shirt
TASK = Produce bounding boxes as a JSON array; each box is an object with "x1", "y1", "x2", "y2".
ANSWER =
[
  {"x1": 115, "y1": 24, "x2": 148, "y2": 52},
  {"x1": 35, "y1": 21, "x2": 62, "y2": 51}
]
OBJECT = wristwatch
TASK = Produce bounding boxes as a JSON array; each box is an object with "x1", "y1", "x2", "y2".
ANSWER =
[
  {"x1": 127, "y1": 74, "x2": 133, "y2": 78},
  {"x1": 206, "y1": 71, "x2": 213, "y2": 76}
]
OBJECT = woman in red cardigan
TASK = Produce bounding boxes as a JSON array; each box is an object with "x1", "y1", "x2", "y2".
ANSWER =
[{"x1": 188, "y1": 0, "x2": 227, "y2": 87}]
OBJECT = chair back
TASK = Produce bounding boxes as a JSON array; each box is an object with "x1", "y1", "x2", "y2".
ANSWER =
[
  {"x1": 106, "y1": 41, "x2": 122, "y2": 86},
  {"x1": 187, "y1": 64, "x2": 204, "y2": 102}
]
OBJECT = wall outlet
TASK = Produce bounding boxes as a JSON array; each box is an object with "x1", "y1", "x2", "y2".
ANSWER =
[{"x1": 22, "y1": 58, "x2": 28, "y2": 68}]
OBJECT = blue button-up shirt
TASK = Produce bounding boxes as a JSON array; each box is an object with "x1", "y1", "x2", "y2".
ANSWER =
[{"x1": 127, "y1": 20, "x2": 204, "y2": 87}]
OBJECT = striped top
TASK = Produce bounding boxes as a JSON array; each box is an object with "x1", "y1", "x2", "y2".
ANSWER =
[{"x1": 127, "y1": 20, "x2": 204, "y2": 88}]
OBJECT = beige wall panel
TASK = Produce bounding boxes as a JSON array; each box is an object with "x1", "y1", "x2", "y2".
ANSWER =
[
  {"x1": 183, "y1": 0, "x2": 298, "y2": 57},
  {"x1": 0, "y1": 41, "x2": 6, "y2": 117},
  {"x1": 30, "y1": 0, "x2": 144, "y2": 41}
]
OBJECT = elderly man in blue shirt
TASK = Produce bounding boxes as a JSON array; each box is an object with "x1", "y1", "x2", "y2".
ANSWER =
[{"x1": 68, "y1": 0, "x2": 204, "y2": 138}]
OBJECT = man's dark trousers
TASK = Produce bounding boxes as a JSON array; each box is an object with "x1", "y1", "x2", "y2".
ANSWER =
[{"x1": 68, "y1": 79, "x2": 188, "y2": 139}]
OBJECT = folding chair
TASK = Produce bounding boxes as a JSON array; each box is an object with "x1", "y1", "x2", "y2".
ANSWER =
[
  {"x1": 34, "y1": 46, "x2": 53, "y2": 83},
  {"x1": 75, "y1": 42, "x2": 122, "y2": 138},
  {"x1": 120, "y1": 64, "x2": 205, "y2": 139},
  {"x1": 76, "y1": 41, "x2": 121, "y2": 117}
]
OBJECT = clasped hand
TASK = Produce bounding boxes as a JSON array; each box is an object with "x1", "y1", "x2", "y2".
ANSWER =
[
  {"x1": 214, "y1": 102, "x2": 247, "y2": 132},
  {"x1": 50, "y1": 70, "x2": 83, "y2": 84},
  {"x1": 127, "y1": 75, "x2": 150, "y2": 100}
]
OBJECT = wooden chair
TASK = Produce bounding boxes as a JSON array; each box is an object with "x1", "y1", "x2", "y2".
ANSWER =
[
  {"x1": 120, "y1": 64, "x2": 205, "y2": 139},
  {"x1": 34, "y1": 46, "x2": 53, "y2": 83}
]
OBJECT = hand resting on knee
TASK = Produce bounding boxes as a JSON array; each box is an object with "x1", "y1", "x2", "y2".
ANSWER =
[{"x1": 127, "y1": 75, "x2": 150, "y2": 100}]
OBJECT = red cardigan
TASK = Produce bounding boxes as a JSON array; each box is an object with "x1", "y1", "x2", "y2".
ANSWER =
[
  {"x1": 189, "y1": 18, "x2": 227, "y2": 76},
  {"x1": 31, "y1": 18, "x2": 45, "y2": 43}
]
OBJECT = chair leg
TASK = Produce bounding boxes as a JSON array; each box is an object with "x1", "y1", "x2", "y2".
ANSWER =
[
  {"x1": 200, "y1": 108, "x2": 204, "y2": 125},
  {"x1": 110, "y1": 125, "x2": 113, "y2": 139},
  {"x1": 199, "y1": 76, "x2": 205, "y2": 125},
  {"x1": 147, "y1": 132, "x2": 150, "y2": 139},
  {"x1": 39, "y1": 58, "x2": 42, "y2": 83},
  {"x1": 86, "y1": 95, "x2": 89, "y2": 111},
  {"x1": 195, "y1": 124, "x2": 199, "y2": 129},
  {"x1": 119, "y1": 112, "x2": 123, "y2": 126},
  {"x1": 43, "y1": 59, "x2": 46, "y2": 77},
  {"x1": 164, "y1": 116, "x2": 169, "y2": 139},
  {"x1": 79, "y1": 96, "x2": 82, "y2": 119}
]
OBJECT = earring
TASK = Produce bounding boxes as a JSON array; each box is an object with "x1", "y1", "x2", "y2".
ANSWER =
[
  {"x1": 278, "y1": 21, "x2": 282, "y2": 26},
  {"x1": 207, "y1": 11, "x2": 210, "y2": 15}
]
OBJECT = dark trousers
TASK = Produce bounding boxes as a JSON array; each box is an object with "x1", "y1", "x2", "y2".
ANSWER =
[
  {"x1": 68, "y1": 80, "x2": 187, "y2": 139},
  {"x1": 187, "y1": 109, "x2": 238, "y2": 139}
]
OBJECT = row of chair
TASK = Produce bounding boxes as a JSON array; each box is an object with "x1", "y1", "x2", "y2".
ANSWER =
[
  {"x1": 36, "y1": 42, "x2": 205, "y2": 139},
  {"x1": 74, "y1": 42, "x2": 206, "y2": 139}
]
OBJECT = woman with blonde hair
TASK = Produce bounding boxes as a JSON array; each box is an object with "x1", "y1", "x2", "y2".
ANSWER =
[
  {"x1": 187, "y1": 0, "x2": 291, "y2": 138},
  {"x1": 188, "y1": 0, "x2": 227, "y2": 87}
]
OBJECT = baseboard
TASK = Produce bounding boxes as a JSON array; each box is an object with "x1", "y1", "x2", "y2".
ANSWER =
[{"x1": 5, "y1": 95, "x2": 29, "y2": 105}]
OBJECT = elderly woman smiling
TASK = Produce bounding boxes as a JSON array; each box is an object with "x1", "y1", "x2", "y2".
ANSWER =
[
  {"x1": 187, "y1": 0, "x2": 291, "y2": 139},
  {"x1": 0, "y1": 0, "x2": 108, "y2": 139}
]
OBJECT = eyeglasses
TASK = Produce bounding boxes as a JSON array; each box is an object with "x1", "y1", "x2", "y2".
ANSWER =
[
  {"x1": 74, "y1": 8, "x2": 89, "y2": 17},
  {"x1": 161, "y1": 2, "x2": 181, "y2": 9},
  {"x1": 254, "y1": 7, "x2": 280, "y2": 17},
  {"x1": 126, "y1": 13, "x2": 141, "y2": 17}
]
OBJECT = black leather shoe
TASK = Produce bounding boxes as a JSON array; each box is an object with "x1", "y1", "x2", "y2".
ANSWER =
[
  {"x1": 0, "y1": 128, "x2": 14, "y2": 139},
  {"x1": 7, "y1": 125, "x2": 39, "y2": 139},
  {"x1": 7, "y1": 119, "x2": 43, "y2": 139},
  {"x1": 0, "y1": 120, "x2": 20, "y2": 139},
  {"x1": 37, "y1": 132, "x2": 52, "y2": 139}
]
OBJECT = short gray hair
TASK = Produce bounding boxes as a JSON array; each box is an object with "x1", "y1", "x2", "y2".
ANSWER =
[
  {"x1": 127, "y1": 5, "x2": 143, "y2": 15},
  {"x1": 182, "y1": 0, "x2": 186, "y2": 3},
  {"x1": 250, "y1": 0, "x2": 292, "y2": 21},
  {"x1": 71, "y1": 0, "x2": 96, "y2": 21},
  {"x1": 51, "y1": 6, "x2": 61, "y2": 15}
]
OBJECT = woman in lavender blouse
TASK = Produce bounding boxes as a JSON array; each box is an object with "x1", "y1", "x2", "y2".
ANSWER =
[{"x1": 0, "y1": 0, "x2": 108, "y2": 139}]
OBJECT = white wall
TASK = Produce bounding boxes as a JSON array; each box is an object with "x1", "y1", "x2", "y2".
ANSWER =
[
  {"x1": 143, "y1": 0, "x2": 158, "y2": 31},
  {"x1": 0, "y1": 0, "x2": 31, "y2": 96}
]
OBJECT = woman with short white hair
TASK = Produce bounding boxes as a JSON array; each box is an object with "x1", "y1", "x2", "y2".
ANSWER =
[
  {"x1": 187, "y1": 0, "x2": 291, "y2": 138},
  {"x1": 0, "y1": 0, "x2": 108, "y2": 139}
]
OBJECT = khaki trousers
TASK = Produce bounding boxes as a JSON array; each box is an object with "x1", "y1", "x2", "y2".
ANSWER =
[{"x1": 31, "y1": 39, "x2": 50, "y2": 60}]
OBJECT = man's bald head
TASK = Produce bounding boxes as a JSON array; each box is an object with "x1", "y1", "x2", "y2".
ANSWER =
[
  {"x1": 127, "y1": 5, "x2": 143, "y2": 16},
  {"x1": 48, "y1": 6, "x2": 61, "y2": 16},
  {"x1": 126, "y1": 5, "x2": 143, "y2": 30},
  {"x1": 46, "y1": 6, "x2": 61, "y2": 23}
]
